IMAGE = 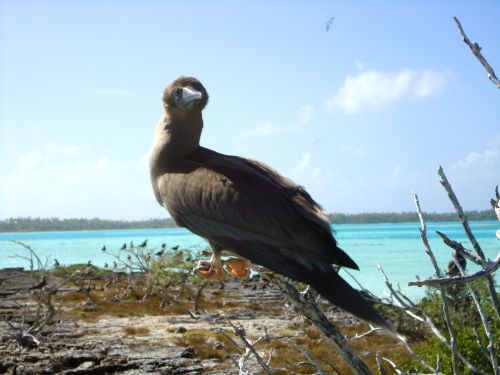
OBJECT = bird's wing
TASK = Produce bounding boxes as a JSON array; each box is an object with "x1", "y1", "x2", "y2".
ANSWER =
[{"x1": 157, "y1": 147, "x2": 358, "y2": 269}]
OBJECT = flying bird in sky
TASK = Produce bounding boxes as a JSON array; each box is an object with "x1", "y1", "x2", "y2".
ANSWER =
[
  {"x1": 149, "y1": 76, "x2": 395, "y2": 333},
  {"x1": 325, "y1": 16, "x2": 335, "y2": 31}
]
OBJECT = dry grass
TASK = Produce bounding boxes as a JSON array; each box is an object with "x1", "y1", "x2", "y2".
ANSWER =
[
  {"x1": 173, "y1": 329, "x2": 241, "y2": 361},
  {"x1": 171, "y1": 323, "x2": 412, "y2": 374},
  {"x1": 53, "y1": 278, "x2": 415, "y2": 373},
  {"x1": 122, "y1": 326, "x2": 150, "y2": 336}
]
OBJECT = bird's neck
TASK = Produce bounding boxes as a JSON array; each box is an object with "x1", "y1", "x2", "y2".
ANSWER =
[{"x1": 151, "y1": 112, "x2": 203, "y2": 165}]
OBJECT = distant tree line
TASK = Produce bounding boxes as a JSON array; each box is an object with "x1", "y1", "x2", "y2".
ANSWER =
[
  {"x1": 328, "y1": 210, "x2": 496, "y2": 224},
  {"x1": 0, "y1": 217, "x2": 177, "y2": 233},
  {"x1": 0, "y1": 210, "x2": 496, "y2": 232}
]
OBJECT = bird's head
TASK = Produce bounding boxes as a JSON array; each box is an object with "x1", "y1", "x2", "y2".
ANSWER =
[{"x1": 163, "y1": 76, "x2": 209, "y2": 114}]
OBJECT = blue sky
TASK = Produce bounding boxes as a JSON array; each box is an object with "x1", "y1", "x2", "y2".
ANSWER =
[{"x1": 1, "y1": 1, "x2": 499, "y2": 220}]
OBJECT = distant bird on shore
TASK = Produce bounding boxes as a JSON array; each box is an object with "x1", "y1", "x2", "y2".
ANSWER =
[
  {"x1": 149, "y1": 76, "x2": 396, "y2": 334},
  {"x1": 120, "y1": 243, "x2": 127, "y2": 250},
  {"x1": 139, "y1": 239, "x2": 148, "y2": 248},
  {"x1": 325, "y1": 16, "x2": 335, "y2": 31},
  {"x1": 171, "y1": 245, "x2": 179, "y2": 251},
  {"x1": 53, "y1": 259, "x2": 60, "y2": 268},
  {"x1": 28, "y1": 275, "x2": 47, "y2": 290},
  {"x1": 155, "y1": 249, "x2": 165, "y2": 257},
  {"x1": 104, "y1": 262, "x2": 109, "y2": 268},
  {"x1": 447, "y1": 252, "x2": 467, "y2": 277},
  {"x1": 161, "y1": 243, "x2": 166, "y2": 249},
  {"x1": 101, "y1": 245, "x2": 106, "y2": 252}
]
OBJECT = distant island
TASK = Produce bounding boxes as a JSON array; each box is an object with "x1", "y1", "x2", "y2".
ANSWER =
[{"x1": 0, "y1": 210, "x2": 496, "y2": 232}]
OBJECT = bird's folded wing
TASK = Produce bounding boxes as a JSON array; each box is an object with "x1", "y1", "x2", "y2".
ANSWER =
[{"x1": 157, "y1": 148, "x2": 357, "y2": 268}]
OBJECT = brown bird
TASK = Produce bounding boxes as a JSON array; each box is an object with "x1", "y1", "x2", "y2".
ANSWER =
[
  {"x1": 149, "y1": 76, "x2": 394, "y2": 333},
  {"x1": 446, "y1": 251, "x2": 467, "y2": 277},
  {"x1": 28, "y1": 275, "x2": 47, "y2": 290}
]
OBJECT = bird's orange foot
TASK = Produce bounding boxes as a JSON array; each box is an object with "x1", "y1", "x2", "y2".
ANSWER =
[
  {"x1": 224, "y1": 257, "x2": 251, "y2": 279},
  {"x1": 194, "y1": 260, "x2": 225, "y2": 282}
]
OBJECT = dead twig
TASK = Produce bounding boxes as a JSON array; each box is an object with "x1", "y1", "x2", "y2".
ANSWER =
[
  {"x1": 438, "y1": 166, "x2": 500, "y2": 317},
  {"x1": 409, "y1": 253, "x2": 499, "y2": 286},
  {"x1": 292, "y1": 342, "x2": 326, "y2": 375},
  {"x1": 413, "y1": 191, "x2": 459, "y2": 375},
  {"x1": 269, "y1": 276, "x2": 375, "y2": 375},
  {"x1": 350, "y1": 325, "x2": 382, "y2": 341},
  {"x1": 453, "y1": 16, "x2": 500, "y2": 88},
  {"x1": 227, "y1": 320, "x2": 273, "y2": 375},
  {"x1": 452, "y1": 254, "x2": 499, "y2": 375}
]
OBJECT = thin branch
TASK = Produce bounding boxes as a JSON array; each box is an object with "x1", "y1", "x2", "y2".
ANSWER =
[
  {"x1": 292, "y1": 343, "x2": 327, "y2": 375},
  {"x1": 452, "y1": 254, "x2": 498, "y2": 375},
  {"x1": 227, "y1": 320, "x2": 273, "y2": 375},
  {"x1": 438, "y1": 166, "x2": 500, "y2": 317},
  {"x1": 453, "y1": 16, "x2": 500, "y2": 88},
  {"x1": 408, "y1": 255, "x2": 499, "y2": 286},
  {"x1": 350, "y1": 326, "x2": 382, "y2": 341},
  {"x1": 435, "y1": 231, "x2": 488, "y2": 266},
  {"x1": 375, "y1": 354, "x2": 389, "y2": 375},
  {"x1": 269, "y1": 275, "x2": 375, "y2": 375},
  {"x1": 472, "y1": 325, "x2": 491, "y2": 362},
  {"x1": 413, "y1": 191, "x2": 459, "y2": 375}
]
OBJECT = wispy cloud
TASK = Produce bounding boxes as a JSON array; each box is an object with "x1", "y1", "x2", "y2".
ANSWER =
[
  {"x1": 297, "y1": 152, "x2": 311, "y2": 170},
  {"x1": 239, "y1": 122, "x2": 282, "y2": 138},
  {"x1": 339, "y1": 144, "x2": 368, "y2": 156},
  {"x1": 295, "y1": 105, "x2": 314, "y2": 126},
  {"x1": 449, "y1": 147, "x2": 500, "y2": 182},
  {"x1": 0, "y1": 143, "x2": 156, "y2": 219},
  {"x1": 325, "y1": 68, "x2": 450, "y2": 114}
]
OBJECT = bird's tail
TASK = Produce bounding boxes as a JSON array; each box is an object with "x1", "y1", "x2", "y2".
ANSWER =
[{"x1": 308, "y1": 268, "x2": 398, "y2": 337}]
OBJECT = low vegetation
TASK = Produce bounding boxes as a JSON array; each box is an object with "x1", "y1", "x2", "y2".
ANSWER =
[{"x1": 1, "y1": 209, "x2": 496, "y2": 232}]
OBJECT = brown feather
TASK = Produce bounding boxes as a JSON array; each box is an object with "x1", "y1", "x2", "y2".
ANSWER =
[{"x1": 149, "y1": 77, "x2": 395, "y2": 333}]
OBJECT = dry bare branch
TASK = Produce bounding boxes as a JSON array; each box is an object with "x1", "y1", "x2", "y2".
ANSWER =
[
  {"x1": 438, "y1": 166, "x2": 500, "y2": 317},
  {"x1": 292, "y1": 342, "x2": 327, "y2": 375},
  {"x1": 408, "y1": 255, "x2": 499, "y2": 287},
  {"x1": 413, "y1": 191, "x2": 460, "y2": 374},
  {"x1": 350, "y1": 326, "x2": 382, "y2": 341},
  {"x1": 453, "y1": 17, "x2": 500, "y2": 88},
  {"x1": 269, "y1": 275, "x2": 375, "y2": 375},
  {"x1": 227, "y1": 320, "x2": 273, "y2": 375},
  {"x1": 375, "y1": 354, "x2": 389, "y2": 375},
  {"x1": 435, "y1": 231, "x2": 488, "y2": 266},
  {"x1": 451, "y1": 255, "x2": 498, "y2": 375}
]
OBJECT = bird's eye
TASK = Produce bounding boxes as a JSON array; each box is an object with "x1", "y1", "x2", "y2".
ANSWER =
[{"x1": 173, "y1": 88, "x2": 182, "y2": 98}]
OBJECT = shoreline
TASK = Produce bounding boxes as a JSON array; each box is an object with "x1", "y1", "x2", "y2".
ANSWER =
[
  {"x1": 1, "y1": 211, "x2": 496, "y2": 233},
  {"x1": 0, "y1": 267, "x2": 410, "y2": 374}
]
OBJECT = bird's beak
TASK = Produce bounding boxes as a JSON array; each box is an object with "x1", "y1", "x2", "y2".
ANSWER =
[{"x1": 179, "y1": 86, "x2": 202, "y2": 109}]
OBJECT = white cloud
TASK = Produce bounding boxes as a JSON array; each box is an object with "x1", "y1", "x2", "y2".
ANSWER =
[
  {"x1": 339, "y1": 144, "x2": 367, "y2": 156},
  {"x1": 449, "y1": 148, "x2": 500, "y2": 182},
  {"x1": 354, "y1": 61, "x2": 365, "y2": 71},
  {"x1": 239, "y1": 122, "x2": 282, "y2": 138},
  {"x1": 325, "y1": 68, "x2": 450, "y2": 114},
  {"x1": 17, "y1": 151, "x2": 42, "y2": 170},
  {"x1": 0, "y1": 143, "x2": 159, "y2": 219},
  {"x1": 297, "y1": 152, "x2": 311, "y2": 170},
  {"x1": 296, "y1": 105, "x2": 314, "y2": 126}
]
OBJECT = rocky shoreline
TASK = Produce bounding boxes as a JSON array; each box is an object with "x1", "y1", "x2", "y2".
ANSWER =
[{"x1": 0, "y1": 268, "x2": 405, "y2": 374}]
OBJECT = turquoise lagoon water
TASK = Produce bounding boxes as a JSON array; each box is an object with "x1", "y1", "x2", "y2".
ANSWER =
[{"x1": 0, "y1": 221, "x2": 498, "y2": 301}]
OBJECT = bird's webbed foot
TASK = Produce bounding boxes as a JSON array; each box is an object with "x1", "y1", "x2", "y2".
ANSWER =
[
  {"x1": 193, "y1": 254, "x2": 224, "y2": 282},
  {"x1": 224, "y1": 257, "x2": 251, "y2": 279}
]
